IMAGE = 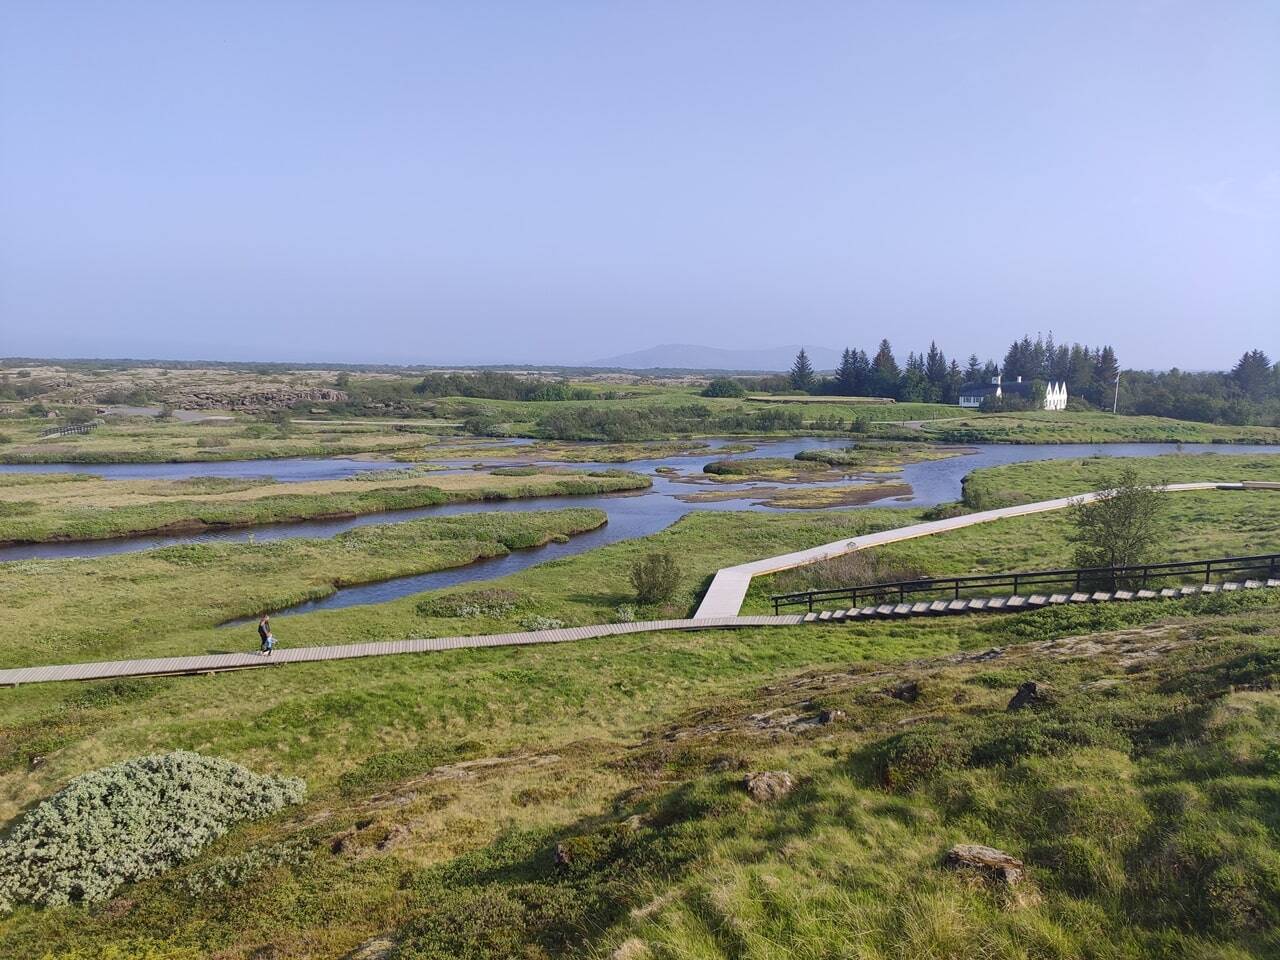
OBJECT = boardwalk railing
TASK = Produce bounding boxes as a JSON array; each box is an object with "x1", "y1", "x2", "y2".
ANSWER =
[
  {"x1": 39, "y1": 420, "x2": 102, "y2": 439},
  {"x1": 770, "y1": 553, "x2": 1280, "y2": 614}
]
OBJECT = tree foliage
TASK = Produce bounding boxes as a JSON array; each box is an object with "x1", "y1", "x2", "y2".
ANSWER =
[
  {"x1": 700, "y1": 377, "x2": 746, "y2": 398},
  {"x1": 629, "y1": 551, "x2": 681, "y2": 604},
  {"x1": 789, "y1": 349, "x2": 814, "y2": 390},
  {"x1": 1067, "y1": 467, "x2": 1169, "y2": 571}
]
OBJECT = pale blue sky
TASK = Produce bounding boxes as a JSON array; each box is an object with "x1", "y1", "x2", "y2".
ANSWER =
[{"x1": 1, "y1": 1, "x2": 1276, "y2": 367}]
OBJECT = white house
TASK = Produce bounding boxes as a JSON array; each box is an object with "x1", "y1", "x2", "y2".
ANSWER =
[{"x1": 957, "y1": 375, "x2": 1067, "y2": 410}]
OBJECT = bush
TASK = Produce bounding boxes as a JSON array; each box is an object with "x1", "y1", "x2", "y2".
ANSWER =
[
  {"x1": 195, "y1": 436, "x2": 231, "y2": 448},
  {"x1": 701, "y1": 378, "x2": 746, "y2": 398},
  {"x1": 629, "y1": 552, "x2": 681, "y2": 604},
  {"x1": 183, "y1": 841, "x2": 313, "y2": 896},
  {"x1": 520, "y1": 615, "x2": 566, "y2": 631},
  {"x1": 0, "y1": 751, "x2": 305, "y2": 910},
  {"x1": 416, "y1": 588, "x2": 526, "y2": 619}
]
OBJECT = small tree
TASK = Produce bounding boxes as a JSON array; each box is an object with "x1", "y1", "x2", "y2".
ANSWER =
[
  {"x1": 701, "y1": 377, "x2": 746, "y2": 398},
  {"x1": 789, "y1": 349, "x2": 814, "y2": 391},
  {"x1": 1068, "y1": 467, "x2": 1168, "y2": 579},
  {"x1": 630, "y1": 552, "x2": 681, "y2": 605}
]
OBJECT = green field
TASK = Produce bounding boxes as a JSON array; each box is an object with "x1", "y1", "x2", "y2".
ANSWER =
[
  {"x1": 0, "y1": 467, "x2": 647, "y2": 543},
  {"x1": 6, "y1": 385, "x2": 1280, "y2": 466},
  {"x1": 3, "y1": 453, "x2": 1280, "y2": 958}
]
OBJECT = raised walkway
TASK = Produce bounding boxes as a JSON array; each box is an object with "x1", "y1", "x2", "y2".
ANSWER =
[
  {"x1": 1, "y1": 480, "x2": 1272, "y2": 687},
  {"x1": 693, "y1": 482, "x2": 1246, "y2": 617}
]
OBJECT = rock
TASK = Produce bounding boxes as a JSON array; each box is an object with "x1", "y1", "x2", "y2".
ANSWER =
[
  {"x1": 346, "y1": 935, "x2": 396, "y2": 960},
  {"x1": 554, "y1": 842, "x2": 573, "y2": 866},
  {"x1": 743, "y1": 770, "x2": 795, "y2": 803},
  {"x1": 818, "y1": 708, "x2": 846, "y2": 725},
  {"x1": 943, "y1": 843, "x2": 1024, "y2": 884},
  {"x1": 1006, "y1": 681, "x2": 1047, "y2": 711},
  {"x1": 887, "y1": 681, "x2": 920, "y2": 702}
]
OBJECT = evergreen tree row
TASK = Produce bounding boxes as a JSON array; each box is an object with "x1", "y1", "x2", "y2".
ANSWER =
[
  {"x1": 782, "y1": 338, "x2": 1280, "y2": 426},
  {"x1": 788, "y1": 333, "x2": 1119, "y2": 406}
]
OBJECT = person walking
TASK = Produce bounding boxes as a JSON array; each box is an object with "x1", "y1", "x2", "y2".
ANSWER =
[{"x1": 257, "y1": 615, "x2": 274, "y2": 656}]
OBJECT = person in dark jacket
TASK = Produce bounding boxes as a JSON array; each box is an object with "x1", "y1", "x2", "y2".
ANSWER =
[{"x1": 258, "y1": 616, "x2": 273, "y2": 655}]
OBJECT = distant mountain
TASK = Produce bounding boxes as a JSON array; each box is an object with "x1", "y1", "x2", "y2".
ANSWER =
[{"x1": 591, "y1": 343, "x2": 841, "y2": 373}]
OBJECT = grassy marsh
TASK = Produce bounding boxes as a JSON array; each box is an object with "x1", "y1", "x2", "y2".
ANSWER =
[{"x1": 0, "y1": 469, "x2": 647, "y2": 543}]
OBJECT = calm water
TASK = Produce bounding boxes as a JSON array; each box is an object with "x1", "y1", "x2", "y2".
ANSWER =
[{"x1": 4, "y1": 440, "x2": 1278, "y2": 618}]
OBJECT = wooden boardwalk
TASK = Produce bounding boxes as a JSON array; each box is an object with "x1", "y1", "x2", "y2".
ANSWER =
[
  {"x1": 2, "y1": 480, "x2": 1273, "y2": 688},
  {"x1": 0, "y1": 616, "x2": 803, "y2": 686},
  {"x1": 693, "y1": 482, "x2": 1245, "y2": 618}
]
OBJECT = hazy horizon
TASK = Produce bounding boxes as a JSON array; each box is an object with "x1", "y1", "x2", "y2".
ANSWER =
[{"x1": 2, "y1": 2, "x2": 1277, "y2": 367}]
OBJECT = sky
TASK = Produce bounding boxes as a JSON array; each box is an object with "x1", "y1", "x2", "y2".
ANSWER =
[{"x1": 1, "y1": 1, "x2": 1277, "y2": 369}]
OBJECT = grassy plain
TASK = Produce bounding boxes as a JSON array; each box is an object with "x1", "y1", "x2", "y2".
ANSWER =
[
  {"x1": 2, "y1": 595, "x2": 1278, "y2": 958},
  {"x1": 3, "y1": 453, "x2": 1280, "y2": 957},
  {"x1": 0, "y1": 468, "x2": 648, "y2": 543},
  {"x1": 0, "y1": 416, "x2": 436, "y2": 464},
  {"x1": 905, "y1": 408, "x2": 1280, "y2": 444}
]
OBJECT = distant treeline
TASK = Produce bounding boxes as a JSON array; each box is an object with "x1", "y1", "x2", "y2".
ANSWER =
[
  {"x1": 781, "y1": 334, "x2": 1119, "y2": 408},
  {"x1": 413, "y1": 371, "x2": 593, "y2": 402},
  {"x1": 1119, "y1": 351, "x2": 1280, "y2": 426},
  {"x1": 534, "y1": 404, "x2": 804, "y2": 441},
  {"x1": 770, "y1": 336, "x2": 1280, "y2": 426}
]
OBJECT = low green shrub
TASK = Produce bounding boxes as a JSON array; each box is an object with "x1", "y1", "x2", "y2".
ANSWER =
[
  {"x1": 630, "y1": 552, "x2": 681, "y2": 604},
  {"x1": 0, "y1": 751, "x2": 305, "y2": 910},
  {"x1": 520, "y1": 615, "x2": 566, "y2": 631},
  {"x1": 183, "y1": 840, "x2": 313, "y2": 895},
  {"x1": 700, "y1": 378, "x2": 746, "y2": 398},
  {"x1": 415, "y1": 588, "x2": 527, "y2": 619}
]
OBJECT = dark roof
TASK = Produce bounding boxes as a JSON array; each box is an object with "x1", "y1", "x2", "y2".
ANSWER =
[{"x1": 958, "y1": 380, "x2": 1038, "y2": 398}]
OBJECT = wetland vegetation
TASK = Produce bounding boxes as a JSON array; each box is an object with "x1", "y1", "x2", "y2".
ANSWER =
[{"x1": 3, "y1": 360, "x2": 1280, "y2": 960}]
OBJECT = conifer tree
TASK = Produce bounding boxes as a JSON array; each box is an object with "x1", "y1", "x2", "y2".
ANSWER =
[{"x1": 789, "y1": 348, "x2": 815, "y2": 391}]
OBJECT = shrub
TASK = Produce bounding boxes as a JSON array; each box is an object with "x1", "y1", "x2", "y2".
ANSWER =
[
  {"x1": 771, "y1": 550, "x2": 927, "y2": 595},
  {"x1": 183, "y1": 840, "x2": 313, "y2": 896},
  {"x1": 701, "y1": 378, "x2": 746, "y2": 398},
  {"x1": 872, "y1": 725, "x2": 968, "y2": 790},
  {"x1": 520, "y1": 615, "x2": 566, "y2": 631},
  {"x1": 613, "y1": 604, "x2": 637, "y2": 624},
  {"x1": 416, "y1": 588, "x2": 526, "y2": 619},
  {"x1": 0, "y1": 751, "x2": 305, "y2": 911},
  {"x1": 195, "y1": 436, "x2": 231, "y2": 448},
  {"x1": 629, "y1": 552, "x2": 681, "y2": 604}
]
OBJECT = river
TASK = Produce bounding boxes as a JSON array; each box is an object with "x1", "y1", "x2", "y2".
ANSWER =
[{"x1": 3, "y1": 440, "x2": 1277, "y2": 617}]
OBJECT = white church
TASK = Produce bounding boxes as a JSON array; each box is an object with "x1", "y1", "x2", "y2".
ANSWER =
[{"x1": 957, "y1": 374, "x2": 1068, "y2": 411}]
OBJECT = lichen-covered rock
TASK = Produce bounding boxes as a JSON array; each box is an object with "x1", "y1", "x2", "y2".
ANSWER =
[{"x1": 743, "y1": 770, "x2": 795, "y2": 803}]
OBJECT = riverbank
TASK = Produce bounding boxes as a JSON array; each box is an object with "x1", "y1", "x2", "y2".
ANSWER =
[{"x1": 0, "y1": 469, "x2": 648, "y2": 544}]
